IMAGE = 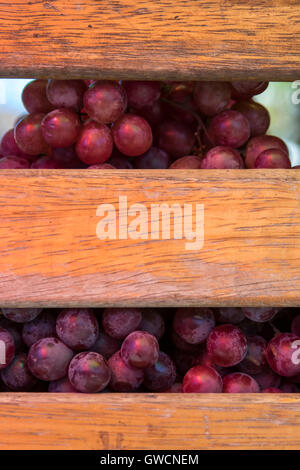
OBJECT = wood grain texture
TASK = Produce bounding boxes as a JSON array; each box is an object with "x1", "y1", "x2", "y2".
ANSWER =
[
  {"x1": 0, "y1": 0, "x2": 299, "y2": 80},
  {"x1": 0, "y1": 169, "x2": 299, "y2": 307},
  {"x1": 0, "y1": 393, "x2": 299, "y2": 450}
]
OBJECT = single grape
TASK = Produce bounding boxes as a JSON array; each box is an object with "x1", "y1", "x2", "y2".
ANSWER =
[
  {"x1": 22, "y1": 310, "x2": 57, "y2": 347},
  {"x1": 102, "y1": 308, "x2": 142, "y2": 340},
  {"x1": 76, "y1": 120, "x2": 113, "y2": 164},
  {"x1": 123, "y1": 81, "x2": 161, "y2": 109},
  {"x1": 49, "y1": 145, "x2": 82, "y2": 167},
  {"x1": 137, "y1": 100, "x2": 166, "y2": 127},
  {"x1": 254, "y1": 367, "x2": 281, "y2": 390},
  {"x1": 232, "y1": 100, "x2": 270, "y2": 137},
  {"x1": 169, "y1": 155, "x2": 202, "y2": 169},
  {"x1": 172, "y1": 330, "x2": 203, "y2": 353},
  {"x1": 42, "y1": 108, "x2": 81, "y2": 148},
  {"x1": 48, "y1": 376, "x2": 78, "y2": 393},
  {"x1": 133, "y1": 146, "x2": 171, "y2": 169},
  {"x1": 215, "y1": 307, "x2": 245, "y2": 325},
  {"x1": 291, "y1": 314, "x2": 300, "y2": 337},
  {"x1": 183, "y1": 365, "x2": 223, "y2": 393},
  {"x1": 31, "y1": 156, "x2": 63, "y2": 169},
  {"x1": 201, "y1": 146, "x2": 244, "y2": 169},
  {"x1": 56, "y1": 308, "x2": 99, "y2": 351},
  {"x1": 266, "y1": 333, "x2": 300, "y2": 377},
  {"x1": 14, "y1": 113, "x2": 48, "y2": 155},
  {"x1": 0, "y1": 156, "x2": 30, "y2": 169},
  {"x1": 242, "y1": 307, "x2": 279, "y2": 323},
  {"x1": 22, "y1": 79, "x2": 53, "y2": 114},
  {"x1": 139, "y1": 309, "x2": 165, "y2": 340},
  {"x1": 68, "y1": 351, "x2": 111, "y2": 393},
  {"x1": 1, "y1": 352, "x2": 37, "y2": 391},
  {"x1": 89, "y1": 328, "x2": 121, "y2": 359},
  {"x1": 245, "y1": 135, "x2": 288, "y2": 168},
  {"x1": 231, "y1": 81, "x2": 269, "y2": 100},
  {"x1": 144, "y1": 352, "x2": 176, "y2": 391},
  {"x1": 208, "y1": 110, "x2": 250, "y2": 148},
  {"x1": 84, "y1": 81, "x2": 127, "y2": 124},
  {"x1": 112, "y1": 114, "x2": 153, "y2": 157},
  {"x1": 206, "y1": 324, "x2": 247, "y2": 367},
  {"x1": 173, "y1": 308, "x2": 215, "y2": 345},
  {"x1": 2, "y1": 308, "x2": 43, "y2": 323},
  {"x1": 0, "y1": 128, "x2": 32, "y2": 160},
  {"x1": 157, "y1": 120, "x2": 195, "y2": 158},
  {"x1": 0, "y1": 328, "x2": 15, "y2": 369},
  {"x1": 108, "y1": 350, "x2": 144, "y2": 392},
  {"x1": 262, "y1": 387, "x2": 282, "y2": 393},
  {"x1": 254, "y1": 148, "x2": 291, "y2": 168},
  {"x1": 46, "y1": 80, "x2": 86, "y2": 111},
  {"x1": 28, "y1": 337, "x2": 73, "y2": 381},
  {"x1": 238, "y1": 335, "x2": 267, "y2": 374},
  {"x1": 121, "y1": 331, "x2": 159, "y2": 368},
  {"x1": 223, "y1": 372, "x2": 260, "y2": 393},
  {"x1": 194, "y1": 81, "x2": 231, "y2": 116},
  {"x1": 161, "y1": 99, "x2": 198, "y2": 127}
]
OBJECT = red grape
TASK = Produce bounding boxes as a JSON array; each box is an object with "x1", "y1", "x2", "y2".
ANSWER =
[
  {"x1": 254, "y1": 148, "x2": 291, "y2": 169},
  {"x1": 31, "y1": 156, "x2": 63, "y2": 169},
  {"x1": 108, "y1": 149, "x2": 133, "y2": 169},
  {"x1": 28, "y1": 337, "x2": 73, "y2": 381},
  {"x1": 0, "y1": 318, "x2": 23, "y2": 353},
  {"x1": 108, "y1": 350, "x2": 144, "y2": 392},
  {"x1": 215, "y1": 307, "x2": 245, "y2": 325},
  {"x1": 232, "y1": 100, "x2": 270, "y2": 137},
  {"x1": 172, "y1": 330, "x2": 203, "y2": 353},
  {"x1": 121, "y1": 331, "x2": 159, "y2": 368},
  {"x1": 1, "y1": 352, "x2": 37, "y2": 391},
  {"x1": 22, "y1": 310, "x2": 56, "y2": 347},
  {"x1": 89, "y1": 328, "x2": 121, "y2": 359},
  {"x1": 206, "y1": 324, "x2": 247, "y2": 367},
  {"x1": 56, "y1": 308, "x2": 99, "y2": 351},
  {"x1": 124, "y1": 81, "x2": 161, "y2": 109},
  {"x1": 183, "y1": 365, "x2": 223, "y2": 393},
  {"x1": 242, "y1": 307, "x2": 279, "y2": 323},
  {"x1": 144, "y1": 352, "x2": 176, "y2": 392},
  {"x1": 208, "y1": 110, "x2": 250, "y2": 148},
  {"x1": 102, "y1": 308, "x2": 142, "y2": 340},
  {"x1": 157, "y1": 120, "x2": 195, "y2": 158},
  {"x1": 139, "y1": 309, "x2": 165, "y2": 340},
  {"x1": 262, "y1": 387, "x2": 282, "y2": 393},
  {"x1": 137, "y1": 100, "x2": 166, "y2": 127},
  {"x1": 164, "y1": 382, "x2": 183, "y2": 393},
  {"x1": 2, "y1": 308, "x2": 42, "y2": 323},
  {"x1": 163, "y1": 81, "x2": 194, "y2": 103},
  {"x1": 0, "y1": 128, "x2": 32, "y2": 160},
  {"x1": 46, "y1": 79, "x2": 86, "y2": 111},
  {"x1": 0, "y1": 156, "x2": 30, "y2": 169},
  {"x1": 112, "y1": 114, "x2": 153, "y2": 157},
  {"x1": 68, "y1": 351, "x2": 111, "y2": 393},
  {"x1": 201, "y1": 146, "x2": 244, "y2": 169},
  {"x1": 173, "y1": 308, "x2": 215, "y2": 345},
  {"x1": 48, "y1": 376, "x2": 78, "y2": 393},
  {"x1": 223, "y1": 372, "x2": 260, "y2": 393},
  {"x1": 76, "y1": 120, "x2": 113, "y2": 164},
  {"x1": 194, "y1": 81, "x2": 231, "y2": 116},
  {"x1": 15, "y1": 113, "x2": 48, "y2": 155},
  {"x1": 0, "y1": 328, "x2": 15, "y2": 369},
  {"x1": 133, "y1": 146, "x2": 171, "y2": 169},
  {"x1": 245, "y1": 135, "x2": 288, "y2": 168},
  {"x1": 255, "y1": 367, "x2": 281, "y2": 389},
  {"x1": 238, "y1": 335, "x2": 267, "y2": 374},
  {"x1": 22, "y1": 79, "x2": 53, "y2": 114},
  {"x1": 266, "y1": 333, "x2": 300, "y2": 377},
  {"x1": 231, "y1": 81, "x2": 268, "y2": 100},
  {"x1": 169, "y1": 155, "x2": 202, "y2": 169},
  {"x1": 84, "y1": 81, "x2": 127, "y2": 124},
  {"x1": 42, "y1": 108, "x2": 81, "y2": 148}
]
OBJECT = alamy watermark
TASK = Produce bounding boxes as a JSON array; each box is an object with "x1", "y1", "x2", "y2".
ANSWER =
[
  {"x1": 96, "y1": 196, "x2": 204, "y2": 250},
  {"x1": 291, "y1": 80, "x2": 300, "y2": 104}
]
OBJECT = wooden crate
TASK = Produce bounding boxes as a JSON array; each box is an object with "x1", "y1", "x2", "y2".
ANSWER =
[{"x1": 0, "y1": 0, "x2": 299, "y2": 450}]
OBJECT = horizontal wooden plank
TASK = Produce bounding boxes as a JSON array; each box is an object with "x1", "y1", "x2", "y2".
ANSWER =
[
  {"x1": 0, "y1": 1, "x2": 299, "y2": 80},
  {"x1": 0, "y1": 169, "x2": 299, "y2": 307},
  {"x1": 0, "y1": 393, "x2": 299, "y2": 449}
]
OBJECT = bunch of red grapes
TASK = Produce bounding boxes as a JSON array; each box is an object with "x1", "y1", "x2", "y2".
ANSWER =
[
  {"x1": 0, "y1": 79, "x2": 294, "y2": 170},
  {"x1": 0, "y1": 306, "x2": 300, "y2": 393}
]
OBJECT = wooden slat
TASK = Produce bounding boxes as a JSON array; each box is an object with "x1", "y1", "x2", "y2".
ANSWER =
[
  {"x1": 0, "y1": 169, "x2": 299, "y2": 307},
  {"x1": 0, "y1": 393, "x2": 299, "y2": 450},
  {"x1": 0, "y1": 1, "x2": 299, "y2": 80}
]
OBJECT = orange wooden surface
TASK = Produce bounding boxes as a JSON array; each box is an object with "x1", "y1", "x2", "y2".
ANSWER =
[
  {"x1": 0, "y1": 393, "x2": 298, "y2": 450},
  {"x1": 0, "y1": 0, "x2": 299, "y2": 80},
  {"x1": 0, "y1": 169, "x2": 299, "y2": 307}
]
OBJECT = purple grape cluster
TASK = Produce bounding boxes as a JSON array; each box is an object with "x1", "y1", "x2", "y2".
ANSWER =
[
  {"x1": 0, "y1": 306, "x2": 299, "y2": 393},
  {"x1": 0, "y1": 79, "x2": 294, "y2": 169}
]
